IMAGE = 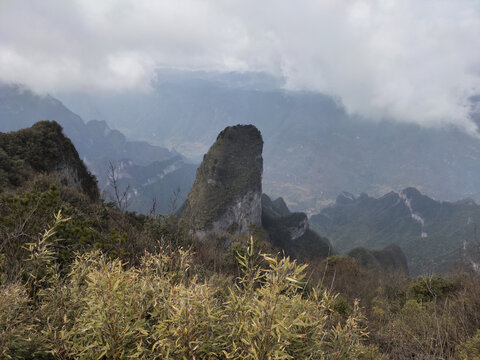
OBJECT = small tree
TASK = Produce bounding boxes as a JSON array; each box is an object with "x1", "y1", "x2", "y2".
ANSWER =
[{"x1": 107, "y1": 161, "x2": 130, "y2": 213}]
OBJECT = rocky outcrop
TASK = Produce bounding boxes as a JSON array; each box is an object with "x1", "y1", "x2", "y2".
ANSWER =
[
  {"x1": 262, "y1": 194, "x2": 291, "y2": 216},
  {"x1": 0, "y1": 121, "x2": 99, "y2": 200},
  {"x1": 181, "y1": 125, "x2": 333, "y2": 262},
  {"x1": 261, "y1": 194, "x2": 333, "y2": 260},
  {"x1": 181, "y1": 125, "x2": 263, "y2": 236},
  {"x1": 286, "y1": 213, "x2": 308, "y2": 240}
]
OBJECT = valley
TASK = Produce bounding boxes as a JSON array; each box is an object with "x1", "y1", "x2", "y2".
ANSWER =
[{"x1": 3, "y1": 1, "x2": 480, "y2": 358}]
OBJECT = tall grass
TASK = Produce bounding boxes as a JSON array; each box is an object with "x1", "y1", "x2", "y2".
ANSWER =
[
  {"x1": 0, "y1": 223, "x2": 379, "y2": 359},
  {"x1": 5, "y1": 195, "x2": 480, "y2": 359}
]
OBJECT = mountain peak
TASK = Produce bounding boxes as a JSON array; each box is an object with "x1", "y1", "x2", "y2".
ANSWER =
[
  {"x1": 262, "y1": 194, "x2": 291, "y2": 216},
  {"x1": 336, "y1": 191, "x2": 356, "y2": 205},
  {"x1": 215, "y1": 124, "x2": 262, "y2": 144},
  {"x1": 0, "y1": 121, "x2": 99, "y2": 200},
  {"x1": 182, "y1": 124, "x2": 263, "y2": 235},
  {"x1": 401, "y1": 187, "x2": 422, "y2": 199}
]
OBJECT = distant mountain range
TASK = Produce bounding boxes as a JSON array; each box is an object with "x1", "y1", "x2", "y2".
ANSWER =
[
  {"x1": 0, "y1": 82, "x2": 196, "y2": 214},
  {"x1": 310, "y1": 188, "x2": 480, "y2": 274},
  {"x1": 3, "y1": 74, "x2": 480, "y2": 274},
  {"x1": 55, "y1": 69, "x2": 480, "y2": 213}
]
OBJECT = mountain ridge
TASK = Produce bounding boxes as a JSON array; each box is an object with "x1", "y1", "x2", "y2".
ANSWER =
[
  {"x1": 54, "y1": 70, "x2": 480, "y2": 213},
  {"x1": 0, "y1": 82, "x2": 196, "y2": 214},
  {"x1": 310, "y1": 188, "x2": 480, "y2": 274}
]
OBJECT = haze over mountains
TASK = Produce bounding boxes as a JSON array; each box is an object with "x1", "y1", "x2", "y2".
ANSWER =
[
  {"x1": 3, "y1": 69, "x2": 480, "y2": 218},
  {"x1": 56, "y1": 70, "x2": 480, "y2": 213},
  {"x1": 0, "y1": 82, "x2": 196, "y2": 214},
  {"x1": 4, "y1": 2, "x2": 480, "y2": 357},
  {"x1": 3, "y1": 70, "x2": 480, "y2": 275},
  {"x1": 310, "y1": 188, "x2": 480, "y2": 274}
]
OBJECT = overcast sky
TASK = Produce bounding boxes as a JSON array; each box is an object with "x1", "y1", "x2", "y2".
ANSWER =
[{"x1": 1, "y1": 0, "x2": 480, "y2": 132}]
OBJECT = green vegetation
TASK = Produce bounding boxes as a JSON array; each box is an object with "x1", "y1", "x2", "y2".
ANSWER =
[
  {"x1": 181, "y1": 125, "x2": 263, "y2": 231},
  {"x1": 3, "y1": 122, "x2": 480, "y2": 359},
  {"x1": 310, "y1": 189, "x2": 480, "y2": 274},
  {"x1": 0, "y1": 185, "x2": 379, "y2": 359},
  {"x1": 3, "y1": 173, "x2": 480, "y2": 359},
  {"x1": 0, "y1": 121, "x2": 98, "y2": 200},
  {"x1": 0, "y1": 175, "x2": 151, "y2": 279},
  {"x1": 312, "y1": 256, "x2": 480, "y2": 359}
]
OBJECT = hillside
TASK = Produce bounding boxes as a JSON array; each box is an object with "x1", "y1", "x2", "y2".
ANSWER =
[
  {"x1": 0, "y1": 82, "x2": 196, "y2": 213},
  {"x1": 347, "y1": 244, "x2": 409, "y2": 274},
  {"x1": 0, "y1": 124, "x2": 379, "y2": 359},
  {"x1": 0, "y1": 121, "x2": 98, "y2": 200},
  {"x1": 310, "y1": 188, "x2": 480, "y2": 274}
]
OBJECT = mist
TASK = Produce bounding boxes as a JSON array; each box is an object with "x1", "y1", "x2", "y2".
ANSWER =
[{"x1": 1, "y1": 0, "x2": 479, "y2": 132}]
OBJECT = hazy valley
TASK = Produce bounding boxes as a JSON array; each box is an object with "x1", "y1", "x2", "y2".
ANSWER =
[
  {"x1": 56, "y1": 70, "x2": 480, "y2": 213},
  {"x1": 2, "y1": 1, "x2": 480, "y2": 357}
]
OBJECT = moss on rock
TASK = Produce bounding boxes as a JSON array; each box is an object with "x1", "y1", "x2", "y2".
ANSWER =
[
  {"x1": 0, "y1": 121, "x2": 99, "y2": 200},
  {"x1": 181, "y1": 125, "x2": 263, "y2": 233}
]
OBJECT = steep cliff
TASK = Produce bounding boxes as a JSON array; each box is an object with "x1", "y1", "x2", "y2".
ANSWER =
[
  {"x1": 181, "y1": 125, "x2": 263, "y2": 236},
  {"x1": 181, "y1": 125, "x2": 333, "y2": 261}
]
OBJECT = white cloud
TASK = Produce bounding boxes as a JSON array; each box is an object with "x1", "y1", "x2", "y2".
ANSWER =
[{"x1": 0, "y1": 0, "x2": 479, "y2": 131}]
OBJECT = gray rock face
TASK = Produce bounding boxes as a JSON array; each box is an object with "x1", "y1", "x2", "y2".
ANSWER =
[
  {"x1": 55, "y1": 164, "x2": 84, "y2": 191},
  {"x1": 181, "y1": 125, "x2": 263, "y2": 236},
  {"x1": 287, "y1": 214, "x2": 309, "y2": 240},
  {"x1": 261, "y1": 195, "x2": 333, "y2": 260},
  {"x1": 210, "y1": 190, "x2": 262, "y2": 234}
]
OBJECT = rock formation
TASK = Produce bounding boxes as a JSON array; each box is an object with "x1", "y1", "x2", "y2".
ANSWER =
[
  {"x1": 261, "y1": 194, "x2": 333, "y2": 260},
  {"x1": 181, "y1": 125, "x2": 263, "y2": 237},
  {"x1": 181, "y1": 124, "x2": 333, "y2": 261},
  {"x1": 261, "y1": 194, "x2": 291, "y2": 216},
  {"x1": 0, "y1": 121, "x2": 99, "y2": 200}
]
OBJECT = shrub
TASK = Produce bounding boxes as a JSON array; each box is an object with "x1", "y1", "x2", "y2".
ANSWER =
[
  {"x1": 0, "y1": 229, "x2": 381, "y2": 359},
  {"x1": 456, "y1": 329, "x2": 480, "y2": 359},
  {"x1": 408, "y1": 275, "x2": 461, "y2": 302},
  {"x1": 0, "y1": 283, "x2": 38, "y2": 359}
]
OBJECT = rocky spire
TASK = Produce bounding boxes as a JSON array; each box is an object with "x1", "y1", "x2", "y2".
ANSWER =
[{"x1": 181, "y1": 124, "x2": 263, "y2": 237}]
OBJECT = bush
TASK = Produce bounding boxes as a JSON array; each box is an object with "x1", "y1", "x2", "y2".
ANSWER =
[
  {"x1": 0, "y1": 225, "x2": 381, "y2": 359},
  {"x1": 456, "y1": 329, "x2": 480, "y2": 359},
  {"x1": 0, "y1": 283, "x2": 38, "y2": 359},
  {"x1": 408, "y1": 275, "x2": 461, "y2": 302}
]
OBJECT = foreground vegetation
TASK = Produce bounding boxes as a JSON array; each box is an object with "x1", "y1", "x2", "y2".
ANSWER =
[{"x1": 2, "y1": 175, "x2": 480, "y2": 359}]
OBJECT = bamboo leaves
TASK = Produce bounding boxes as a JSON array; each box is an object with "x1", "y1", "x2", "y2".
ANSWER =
[{"x1": 1, "y1": 231, "x2": 379, "y2": 359}]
